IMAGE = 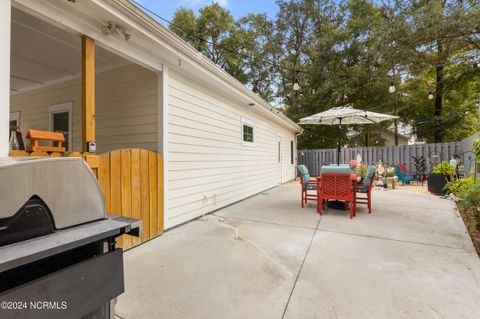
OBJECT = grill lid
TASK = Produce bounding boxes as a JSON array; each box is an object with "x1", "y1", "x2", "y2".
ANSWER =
[{"x1": 0, "y1": 157, "x2": 106, "y2": 231}]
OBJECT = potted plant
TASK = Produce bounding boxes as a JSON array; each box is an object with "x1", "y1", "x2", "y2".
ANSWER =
[
  {"x1": 428, "y1": 161, "x2": 455, "y2": 195},
  {"x1": 385, "y1": 168, "x2": 396, "y2": 189},
  {"x1": 357, "y1": 163, "x2": 369, "y2": 182}
]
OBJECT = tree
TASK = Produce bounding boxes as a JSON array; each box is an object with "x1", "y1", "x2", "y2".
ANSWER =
[
  {"x1": 170, "y1": 3, "x2": 235, "y2": 68},
  {"x1": 377, "y1": 0, "x2": 480, "y2": 142},
  {"x1": 169, "y1": 0, "x2": 480, "y2": 148}
]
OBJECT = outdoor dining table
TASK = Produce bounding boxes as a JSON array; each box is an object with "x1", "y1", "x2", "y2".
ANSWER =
[{"x1": 315, "y1": 173, "x2": 358, "y2": 216}]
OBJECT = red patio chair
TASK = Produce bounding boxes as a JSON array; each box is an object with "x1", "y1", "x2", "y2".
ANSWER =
[
  {"x1": 297, "y1": 165, "x2": 318, "y2": 208},
  {"x1": 356, "y1": 165, "x2": 376, "y2": 213},
  {"x1": 317, "y1": 173, "x2": 356, "y2": 219}
]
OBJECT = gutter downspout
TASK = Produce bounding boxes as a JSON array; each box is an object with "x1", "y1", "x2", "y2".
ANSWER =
[{"x1": 295, "y1": 128, "x2": 304, "y2": 180}]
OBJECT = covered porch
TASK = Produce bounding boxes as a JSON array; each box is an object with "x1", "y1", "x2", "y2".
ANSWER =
[{"x1": 2, "y1": 1, "x2": 169, "y2": 248}]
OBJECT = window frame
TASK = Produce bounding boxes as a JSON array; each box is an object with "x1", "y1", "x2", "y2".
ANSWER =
[
  {"x1": 241, "y1": 117, "x2": 255, "y2": 147},
  {"x1": 9, "y1": 111, "x2": 20, "y2": 128},
  {"x1": 49, "y1": 102, "x2": 73, "y2": 151},
  {"x1": 290, "y1": 140, "x2": 294, "y2": 164}
]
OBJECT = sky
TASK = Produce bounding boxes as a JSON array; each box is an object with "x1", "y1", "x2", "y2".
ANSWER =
[{"x1": 134, "y1": 0, "x2": 279, "y2": 23}]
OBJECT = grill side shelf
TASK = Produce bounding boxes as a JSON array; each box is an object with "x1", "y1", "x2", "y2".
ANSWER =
[{"x1": 0, "y1": 217, "x2": 139, "y2": 273}]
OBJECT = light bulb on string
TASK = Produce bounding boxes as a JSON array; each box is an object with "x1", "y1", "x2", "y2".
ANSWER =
[
  {"x1": 293, "y1": 82, "x2": 300, "y2": 91},
  {"x1": 428, "y1": 88, "x2": 434, "y2": 100},
  {"x1": 388, "y1": 81, "x2": 396, "y2": 94}
]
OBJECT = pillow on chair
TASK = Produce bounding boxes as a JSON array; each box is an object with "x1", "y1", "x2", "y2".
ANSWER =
[
  {"x1": 363, "y1": 165, "x2": 376, "y2": 185},
  {"x1": 297, "y1": 165, "x2": 311, "y2": 186},
  {"x1": 321, "y1": 166, "x2": 351, "y2": 174}
]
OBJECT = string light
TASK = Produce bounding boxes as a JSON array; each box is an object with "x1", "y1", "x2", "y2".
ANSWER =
[
  {"x1": 293, "y1": 82, "x2": 301, "y2": 91},
  {"x1": 131, "y1": 0, "x2": 480, "y2": 82},
  {"x1": 388, "y1": 81, "x2": 396, "y2": 93},
  {"x1": 428, "y1": 87, "x2": 434, "y2": 100}
]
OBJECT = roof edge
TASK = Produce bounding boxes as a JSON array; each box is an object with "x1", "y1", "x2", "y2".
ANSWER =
[{"x1": 113, "y1": 0, "x2": 301, "y2": 132}]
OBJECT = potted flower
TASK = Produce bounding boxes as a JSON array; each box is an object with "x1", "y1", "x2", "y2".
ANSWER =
[{"x1": 428, "y1": 161, "x2": 455, "y2": 195}]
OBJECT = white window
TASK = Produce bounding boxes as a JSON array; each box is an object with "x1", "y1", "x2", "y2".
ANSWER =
[
  {"x1": 241, "y1": 118, "x2": 255, "y2": 146},
  {"x1": 49, "y1": 102, "x2": 73, "y2": 151},
  {"x1": 9, "y1": 111, "x2": 20, "y2": 128}
]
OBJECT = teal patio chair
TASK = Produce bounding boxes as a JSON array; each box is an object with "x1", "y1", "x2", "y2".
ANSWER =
[
  {"x1": 356, "y1": 165, "x2": 376, "y2": 213},
  {"x1": 394, "y1": 165, "x2": 413, "y2": 186},
  {"x1": 297, "y1": 165, "x2": 318, "y2": 208}
]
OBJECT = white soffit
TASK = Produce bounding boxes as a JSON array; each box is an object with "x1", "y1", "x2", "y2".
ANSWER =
[{"x1": 10, "y1": 7, "x2": 129, "y2": 93}]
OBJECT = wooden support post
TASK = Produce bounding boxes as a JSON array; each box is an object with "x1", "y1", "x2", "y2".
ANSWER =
[{"x1": 81, "y1": 35, "x2": 96, "y2": 152}]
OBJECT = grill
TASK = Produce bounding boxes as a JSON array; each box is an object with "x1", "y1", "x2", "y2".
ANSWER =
[{"x1": 0, "y1": 157, "x2": 141, "y2": 319}]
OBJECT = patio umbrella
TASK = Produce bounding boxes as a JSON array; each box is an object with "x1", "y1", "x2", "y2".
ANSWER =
[{"x1": 299, "y1": 105, "x2": 399, "y2": 165}]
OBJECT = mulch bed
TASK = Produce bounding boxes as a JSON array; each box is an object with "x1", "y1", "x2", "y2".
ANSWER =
[{"x1": 457, "y1": 203, "x2": 480, "y2": 257}]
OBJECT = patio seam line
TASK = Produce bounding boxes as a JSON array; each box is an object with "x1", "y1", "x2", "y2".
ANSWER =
[
  {"x1": 281, "y1": 216, "x2": 322, "y2": 319},
  {"x1": 316, "y1": 228, "x2": 473, "y2": 252},
  {"x1": 210, "y1": 213, "x2": 320, "y2": 231}
]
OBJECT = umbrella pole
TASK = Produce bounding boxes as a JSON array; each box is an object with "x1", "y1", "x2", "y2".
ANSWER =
[
  {"x1": 328, "y1": 117, "x2": 347, "y2": 210},
  {"x1": 337, "y1": 119, "x2": 342, "y2": 165}
]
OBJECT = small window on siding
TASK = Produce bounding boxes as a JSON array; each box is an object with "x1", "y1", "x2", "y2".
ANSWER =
[
  {"x1": 291, "y1": 140, "x2": 294, "y2": 164},
  {"x1": 241, "y1": 118, "x2": 255, "y2": 146},
  {"x1": 243, "y1": 125, "x2": 254, "y2": 143}
]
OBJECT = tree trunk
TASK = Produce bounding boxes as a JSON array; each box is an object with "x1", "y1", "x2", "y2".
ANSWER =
[
  {"x1": 434, "y1": 40, "x2": 445, "y2": 143},
  {"x1": 434, "y1": 64, "x2": 444, "y2": 143},
  {"x1": 394, "y1": 119, "x2": 399, "y2": 146}
]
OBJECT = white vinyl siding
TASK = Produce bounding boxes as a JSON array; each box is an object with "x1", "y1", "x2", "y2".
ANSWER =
[
  {"x1": 10, "y1": 64, "x2": 158, "y2": 153},
  {"x1": 167, "y1": 70, "x2": 297, "y2": 227}
]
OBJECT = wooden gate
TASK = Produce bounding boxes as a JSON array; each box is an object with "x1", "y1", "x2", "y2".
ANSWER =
[{"x1": 86, "y1": 148, "x2": 164, "y2": 250}]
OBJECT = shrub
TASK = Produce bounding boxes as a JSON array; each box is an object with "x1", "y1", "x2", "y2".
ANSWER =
[
  {"x1": 358, "y1": 164, "x2": 369, "y2": 178},
  {"x1": 460, "y1": 183, "x2": 480, "y2": 210},
  {"x1": 432, "y1": 161, "x2": 455, "y2": 175},
  {"x1": 385, "y1": 168, "x2": 395, "y2": 177},
  {"x1": 473, "y1": 136, "x2": 480, "y2": 161},
  {"x1": 445, "y1": 176, "x2": 476, "y2": 196}
]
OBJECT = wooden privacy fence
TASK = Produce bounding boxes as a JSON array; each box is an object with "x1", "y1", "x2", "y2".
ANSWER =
[
  {"x1": 299, "y1": 142, "x2": 462, "y2": 176},
  {"x1": 10, "y1": 148, "x2": 164, "y2": 251},
  {"x1": 86, "y1": 148, "x2": 164, "y2": 250}
]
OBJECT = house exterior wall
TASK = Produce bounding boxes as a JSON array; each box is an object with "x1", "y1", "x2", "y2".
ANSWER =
[
  {"x1": 167, "y1": 70, "x2": 297, "y2": 228},
  {"x1": 381, "y1": 130, "x2": 409, "y2": 146},
  {"x1": 10, "y1": 64, "x2": 158, "y2": 153}
]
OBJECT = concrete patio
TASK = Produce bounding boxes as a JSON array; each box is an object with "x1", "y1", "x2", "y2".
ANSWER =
[{"x1": 115, "y1": 182, "x2": 480, "y2": 319}]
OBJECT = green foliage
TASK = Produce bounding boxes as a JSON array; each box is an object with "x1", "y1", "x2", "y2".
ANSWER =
[
  {"x1": 358, "y1": 163, "x2": 369, "y2": 178},
  {"x1": 385, "y1": 168, "x2": 395, "y2": 178},
  {"x1": 473, "y1": 137, "x2": 480, "y2": 162},
  {"x1": 170, "y1": 0, "x2": 480, "y2": 147},
  {"x1": 445, "y1": 176, "x2": 476, "y2": 196},
  {"x1": 460, "y1": 182, "x2": 480, "y2": 210},
  {"x1": 432, "y1": 161, "x2": 455, "y2": 175}
]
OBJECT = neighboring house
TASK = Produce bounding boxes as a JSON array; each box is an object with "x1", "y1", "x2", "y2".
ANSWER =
[
  {"x1": 381, "y1": 128, "x2": 410, "y2": 146},
  {"x1": 0, "y1": 0, "x2": 301, "y2": 232}
]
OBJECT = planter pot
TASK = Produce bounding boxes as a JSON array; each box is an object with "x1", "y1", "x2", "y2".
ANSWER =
[
  {"x1": 428, "y1": 174, "x2": 451, "y2": 195},
  {"x1": 386, "y1": 177, "x2": 396, "y2": 189}
]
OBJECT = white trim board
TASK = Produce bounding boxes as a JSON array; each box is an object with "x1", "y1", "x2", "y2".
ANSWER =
[{"x1": 158, "y1": 65, "x2": 169, "y2": 229}]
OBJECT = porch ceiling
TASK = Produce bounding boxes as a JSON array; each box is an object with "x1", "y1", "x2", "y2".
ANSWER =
[{"x1": 11, "y1": 7, "x2": 129, "y2": 94}]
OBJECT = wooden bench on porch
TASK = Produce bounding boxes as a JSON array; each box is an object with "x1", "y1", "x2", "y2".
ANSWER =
[{"x1": 26, "y1": 129, "x2": 66, "y2": 153}]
